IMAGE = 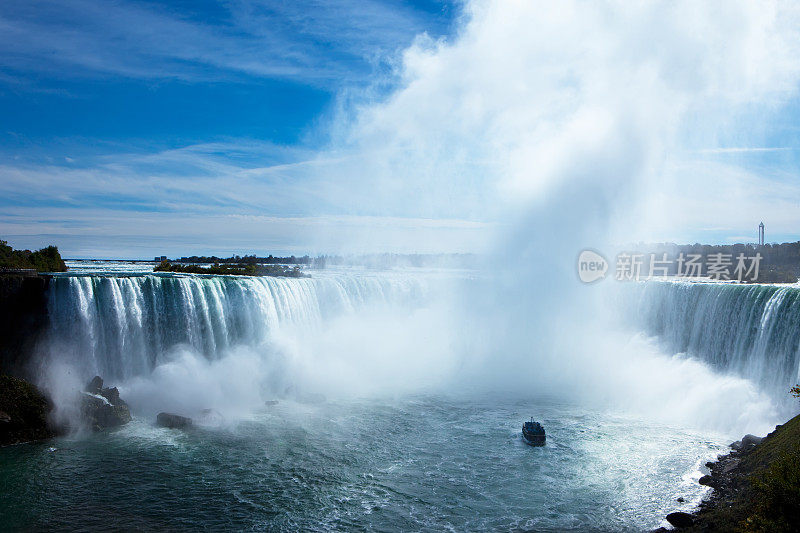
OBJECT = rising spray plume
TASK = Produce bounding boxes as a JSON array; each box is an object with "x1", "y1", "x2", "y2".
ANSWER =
[
  {"x1": 34, "y1": 1, "x2": 800, "y2": 437},
  {"x1": 304, "y1": 0, "x2": 800, "y2": 434}
]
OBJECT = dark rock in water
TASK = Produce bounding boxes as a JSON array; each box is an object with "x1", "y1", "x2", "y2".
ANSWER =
[
  {"x1": 698, "y1": 475, "x2": 713, "y2": 486},
  {"x1": 80, "y1": 376, "x2": 131, "y2": 430},
  {"x1": 156, "y1": 412, "x2": 193, "y2": 429},
  {"x1": 100, "y1": 386, "x2": 121, "y2": 405},
  {"x1": 676, "y1": 497, "x2": 685, "y2": 503},
  {"x1": 741, "y1": 434, "x2": 762, "y2": 447},
  {"x1": 81, "y1": 392, "x2": 131, "y2": 430},
  {"x1": 666, "y1": 511, "x2": 694, "y2": 528},
  {"x1": 0, "y1": 374, "x2": 57, "y2": 445},
  {"x1": 86, "y1": 375, "x2": 103, "y2": 394}
]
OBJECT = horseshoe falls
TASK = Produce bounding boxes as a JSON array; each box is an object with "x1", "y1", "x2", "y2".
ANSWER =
[
  {"x1": 42, "y1": 271, "x2": 432, "y2": 381},
  {"x1": 623, "y1": 281, "x2": 800, "y2": 400},
  {"x1": 2, "y1": 264, "x2": 795, "y2": 532},
  {"x1": 37, "y1": 270, "x2": 800, "y2": 410}
]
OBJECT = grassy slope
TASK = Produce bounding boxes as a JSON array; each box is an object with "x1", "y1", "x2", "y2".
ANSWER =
[{"x1": 686, "y1": 413, "x2": 800, "y2": 532}]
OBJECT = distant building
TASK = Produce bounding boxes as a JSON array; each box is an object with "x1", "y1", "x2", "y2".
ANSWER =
[
  {"x1": 758, "y1": 221, "x2": 765, "y2": 246},
  {"x1": 155, "y1": 255, "x2": 167, "y2": 262}
]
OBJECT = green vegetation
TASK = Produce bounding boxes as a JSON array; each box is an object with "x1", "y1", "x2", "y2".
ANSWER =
[
  {"x1": 0, "y1": 375, "x2": 56, "y2": 445},
  {"x1": 683, "y1": 410, "x2": 800, "y2": 532},
  {"x1": 745, "y1": 450, "x2": 800, "y2": 532},
  {"x1": 166, "y1": 253, "x2": 477, "y2": 270},
  {"x1": 735, "y1": 411, "x2": 800, "y2": 532},
  {"x1": 175, "y1": 254, "x2": 311, "y2": 265},
  {"x1": 632, "y1": 241, "x2": 800, "y2": 282},
  {"x1": 154, "y1": 260, "x2": 308, "y2": 278},
  {"x1": 0, "y1": 239, "x2": 67, "y2": 273}
]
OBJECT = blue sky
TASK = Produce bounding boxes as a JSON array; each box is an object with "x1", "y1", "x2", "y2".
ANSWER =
[
  {"x1": 3, "y1": 1, "x2": 800, "y2": 258},
  {"x1": 0, "y1": 0, "x2": 464, "y2": 257},
  {"x1": 0, "y1": 0, "x2": 455, "y2": 145}
]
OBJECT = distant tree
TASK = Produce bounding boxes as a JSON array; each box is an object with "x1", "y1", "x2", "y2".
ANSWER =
[{"x1": 0, "y1": 239, "x2": 67, "y2": 272}]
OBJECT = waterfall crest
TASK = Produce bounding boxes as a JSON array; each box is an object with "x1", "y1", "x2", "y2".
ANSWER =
[
  {"x1": 626, "y1": 281, "x2": 800, "y2": 396},
  {"x1": 42, "y1": 272, "x2": 429, "y2": 380}
]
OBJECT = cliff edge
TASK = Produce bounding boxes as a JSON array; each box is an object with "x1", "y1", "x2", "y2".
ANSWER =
[{"x1": 658, "y1": 413, "x2": 800, "y2": 532}]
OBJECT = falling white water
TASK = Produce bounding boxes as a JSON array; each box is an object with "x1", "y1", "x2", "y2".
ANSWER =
[
  {"x1": 620, "y1": 280, "x2": 800, "y2": 398},
  {"x1": 43, "y1": 270, "x2": 434, "y2": 380},
  {"x1": 30, "y1": 264, "x2": 790, "y2": 436}
]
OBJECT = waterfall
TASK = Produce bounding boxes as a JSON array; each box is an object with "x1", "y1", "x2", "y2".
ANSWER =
[
  {"x1": 624, "y1": 281, "x2": 800, "y2": 397},
  {"x1": 41, "y1": 272, "x2": 430, "y2": 381}
]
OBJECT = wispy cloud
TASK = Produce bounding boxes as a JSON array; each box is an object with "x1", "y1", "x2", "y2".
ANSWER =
[
  {"x1": 0, "y1": 0, "x2": 446, "y2": 85},
  {"x1": 0, "y1": 137, "x2": 495, "y2": 256},
  {"x1": 6, "y1": 0, "x2": 800, "y2": 258},
  {"x1": 696, "y1": 147, "x2": 794, "y2": 154}
]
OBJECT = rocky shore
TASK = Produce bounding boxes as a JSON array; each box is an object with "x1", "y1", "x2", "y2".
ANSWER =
[
  {"x1": 0, "y1": 272, "x2": 49, "y2": 376},
  {"x1": 0, "y1": 375, "x2": 58, "y2": 445},
  {"x1": 656, "y1": 413, "x2": 800, "y2": 532},
  {"x1": 0, "y1": 373, "x2": 134, "y2": 446}
]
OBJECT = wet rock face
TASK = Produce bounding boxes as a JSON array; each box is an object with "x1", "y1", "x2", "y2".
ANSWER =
[
  {"x1": 80, "y1": 376, "x2": 132, "y2": 431},
  {"x1": 156, "y1": 412, "x2": 193, "y2": 429},
  {"x1": 0, "y1": 274, "x2": 49, "y2": 376},
  {"x1": 86, "y1": 376, "x2": 103, "y2": 394},
  {"x1": 730, "y1": 432, "x2": 764, "y2": 452},
  {"x1": 740, "y1": 434, "x2": 762, "y2": 447},
  {"x1": 0, "y1": 374, "x2": 57, "y2": 445},
  {"x1": 666, "y1": 512, "x2": 694, "y2": 528}
]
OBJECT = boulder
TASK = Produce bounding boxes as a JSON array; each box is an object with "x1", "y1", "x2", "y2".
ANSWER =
[
  {"x1": 80, "y1": 392, "x2": 131, "y2": 430},
  {"x1": 80, "y1": 376, "x2": 131, "y2": 430},
  {"x1": 698, "y1": 475, "x2": 713, "y2": 486},
  {"x1": 741, "y1": 434, "x2": 762, "y2": 447},
  {"x1": 156, "y1": 412, "x2": 192, "y2": 429},
  {"x1": 666, "y1": 511, "x2": 694, "y2": 528},
  {"x1": 99, "y1": 386, "x2": 121, "y2": 405},
  {"x1": 0, "y1": 375, "x2": 57, "y2": 445},
  {"x1": 86, "y1": 375, "x2": 103, "y2": 394}
]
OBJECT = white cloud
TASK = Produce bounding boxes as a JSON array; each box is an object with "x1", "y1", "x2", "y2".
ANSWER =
[
  {"x1": 5, "y1": 0, "x2": 800, "y2": 256},
  {"x1": 0, "y1": 0, "x2": 437, "y2": 84}
]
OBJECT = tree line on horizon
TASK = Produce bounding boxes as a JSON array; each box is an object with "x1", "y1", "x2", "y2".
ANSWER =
[
  {"x1": 0, "y1": 240, "x2": 67, "y2": 273},
  {"x1": 172, "y1": 253, "x2": 478, "y2": 269},
  {"x1": 625, "y1": 241, "x2": 800, "y2": 282}
]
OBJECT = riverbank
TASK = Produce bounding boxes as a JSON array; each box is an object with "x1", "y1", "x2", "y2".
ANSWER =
[
  {"x1": 657, "y1": 412, "x2": 800, "y2": 531},
  {"x1": 0, "y1": 375, "x2": 58, "y2": 446},
  {"x1": 153, "y1": 260, "x2": 308, "y2": 277},
  {"x1": 0, "y1": 272, "x2": 49, "y2": 376}
]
